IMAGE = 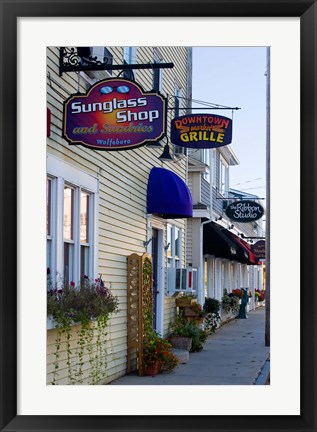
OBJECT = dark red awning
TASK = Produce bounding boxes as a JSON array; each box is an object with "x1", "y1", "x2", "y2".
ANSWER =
[{"x1": 228, "y1": 232, "x2": 259, "y2": 265}]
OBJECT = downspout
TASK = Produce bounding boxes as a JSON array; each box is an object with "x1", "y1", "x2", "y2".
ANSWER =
[{"x1": 198, "y1": 148, "x2": 214, "y2": 305}]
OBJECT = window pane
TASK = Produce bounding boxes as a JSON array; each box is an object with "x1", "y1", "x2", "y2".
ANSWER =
[
  {"x1": 64, "y1": 186, "x2": 74, "y2": 240},
  {"x1": 47, "y1": 179, "x2": 51, "y2": 236},
  {"x1": 175, "y1": 228, "x2": 180, "y2": 259},
  {"x1": 80, "y1": 245, "x2": 89, "y2": 278},
  {"x1": 80, "y1": 192, "x2": 89, "y2": 243},
  {"x1": 166, "y1": 225, "x2": 172, "y2": 258},
  {"x1": 47, "y1": 239, "x2": 52, "y2": 273},
  {"x1": 64, "y1": 242, "x2": 74, "y2": 283}
]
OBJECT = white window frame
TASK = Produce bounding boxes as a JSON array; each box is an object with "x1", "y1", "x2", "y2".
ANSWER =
[
  {"x1": 202, "y1": 149, "x2": 211, "y2": 183},
  {"x1": 47, "y1": 154, "x2": 99, "y2": 287},
  {"x1": 219, "y1": 156, "x2": 229, "y2": 197},
  {"x1": 166, "y1": 223, "x2": 182, "y2": 269},
  {"x1": 212, "y1": 149, "x2": 217, "y2": 187}
]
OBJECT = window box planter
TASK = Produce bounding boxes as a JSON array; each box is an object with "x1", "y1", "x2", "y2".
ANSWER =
[
  {"x1": 176, "y1": 298, "x2": 197, "y2": 308},
  {"x1": 183, "y1": 306, "x2": 201, "y2": 318}
]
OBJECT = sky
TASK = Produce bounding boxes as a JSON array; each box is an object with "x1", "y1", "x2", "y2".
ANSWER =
[{"x1": 192, "y1": 47, "x2": 267, "y2": 200}]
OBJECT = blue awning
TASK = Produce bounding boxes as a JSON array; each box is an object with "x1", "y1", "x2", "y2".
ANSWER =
[{"x1": 147, "y1": 167, "x2": 193, "y2": 219}]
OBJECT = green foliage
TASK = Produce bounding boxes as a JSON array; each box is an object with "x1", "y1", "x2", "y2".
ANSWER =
[
  {"x1": 169, "y1": 317, "x2": 207, "y2": 352},
  {"x1": 221, "y1": 294, "x2": 240, "y2": 314},
  {"x1": 203, "y1": 298, "x2": 221, "y2": 334},
  {"x1": 203, "y1": 298, "x2": 220, "y2": 315},
  {"x1": 141, "y1": 257, "x2": 178, "y2": 374},
  {"x1": 47, "y1": 276, "x2": 119, "y2": 324},
  {"x1": 177, "y1": 293, "x2": 197, "y2": 300},
  {"x1": 143, "y1": 331, "x2": 179, "y2": 372}
]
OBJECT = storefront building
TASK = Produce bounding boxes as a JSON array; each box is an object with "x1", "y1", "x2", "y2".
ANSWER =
[
  {"x1": 186, "y1": 146, "x2": 265, "y2": 317},
  {"x1": 47, "y1": 46, "x2": 193, "y2": 384}
]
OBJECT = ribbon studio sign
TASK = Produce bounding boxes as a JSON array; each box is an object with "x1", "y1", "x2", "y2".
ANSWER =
[
  {"x1": 225, "y1": 200, "x2": 264, "y2": 223},
  {"x1": 63, "y1": 78, "x2": 166, "y2": 150},
  {"x1": 170, "y1": 113, "x2": 232, "y2": 149}
]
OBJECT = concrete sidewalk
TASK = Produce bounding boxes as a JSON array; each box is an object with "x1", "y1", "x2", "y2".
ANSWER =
[{"x1": 111, "y1": 307, "x2": 270, "y2": 385}]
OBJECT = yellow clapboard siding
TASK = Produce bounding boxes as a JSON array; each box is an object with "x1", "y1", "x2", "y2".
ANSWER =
[{"x1": 47, "y1": 45, "x2": 191, "y2": 384}]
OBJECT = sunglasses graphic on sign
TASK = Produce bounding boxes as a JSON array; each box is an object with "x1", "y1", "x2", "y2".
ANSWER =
[{"x1": 100, "y1": 85, "x2": 130, "y2": 94}]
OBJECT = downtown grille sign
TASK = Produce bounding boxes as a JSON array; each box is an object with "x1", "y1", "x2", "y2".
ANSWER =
[
  {"x1": 170, "y1": 113, "x2": 232, "y2": 149},
  {"x1": 63, "y1": 78, "x2": 167, "y2": 150}
]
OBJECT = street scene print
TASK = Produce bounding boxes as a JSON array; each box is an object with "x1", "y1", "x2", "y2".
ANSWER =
[{"x1": 47, "y1": 46, "x2": 268, "y2": 386}]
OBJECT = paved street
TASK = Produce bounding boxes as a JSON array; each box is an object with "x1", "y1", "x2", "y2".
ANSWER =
[{"x1": 111, "y1": 307, "x2": 270, "y2": 385}]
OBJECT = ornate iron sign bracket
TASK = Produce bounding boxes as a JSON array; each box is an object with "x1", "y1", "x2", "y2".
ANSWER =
[{"x1": 59, "y1": 47, "x2": 174, "y2": 76}]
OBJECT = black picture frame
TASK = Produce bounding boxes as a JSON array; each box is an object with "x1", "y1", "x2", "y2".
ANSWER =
[{"x1": 0, "y1": 1, "x2": 316, "y2": 431}]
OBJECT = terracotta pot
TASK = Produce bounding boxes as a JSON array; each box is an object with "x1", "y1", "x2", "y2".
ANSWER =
[{"x1": 144, "y1": 361, "x2": 162, "y2": 376}]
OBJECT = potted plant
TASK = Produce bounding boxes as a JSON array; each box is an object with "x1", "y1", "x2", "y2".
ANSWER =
[
  {"x1": 175, "y1": 294, "x2": 198, "y2": 308},
  {"x1": 255, "y1": 289, "x2": 265, "y2": 303},
  {"x1": 203, "y1": 298, "x2": 221, "y2": 334},
  {"x1": 221, "y1": 293, "x2": 240, "y2": 315},
  {"x1": 182, "y1": 303, "x2": 205, "y2": 322},
  {"x1": 169, "y1": 317, "x2": 207, "y2": 352},
  {"x1": 142, "y1": 332, "x2": 179, "y2": 376}
]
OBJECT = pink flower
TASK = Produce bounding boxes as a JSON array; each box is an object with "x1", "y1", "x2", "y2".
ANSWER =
[{"x1": 70, "y1": 281, "x2": 75, "y2": 287}]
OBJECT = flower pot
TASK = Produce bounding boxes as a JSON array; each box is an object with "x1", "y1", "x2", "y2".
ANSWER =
[
  {"x1": 183, "y1": 307, "x2": 201, "y2": 317},
  {"x1": 176, "y1": 298, "x2": 197, "y2": 308},
  {"x1": 144, "y1": 361, "x2": 162, "y2": 376},
  {"x1": 170, "y1": 336, "x2": 192, "y2": 351}
]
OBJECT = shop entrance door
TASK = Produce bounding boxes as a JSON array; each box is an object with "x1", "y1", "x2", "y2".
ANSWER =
[{"x1": 151, "y1": 228, "x2": 159, "y2": 331}]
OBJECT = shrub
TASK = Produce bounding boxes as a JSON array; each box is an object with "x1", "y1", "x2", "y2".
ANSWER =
[
  {"x1": 143, "y1": 331, "x2": 178, "y2": 372},
  {"x1": 169, "y1": 317, "x2": 207, "y2": 352},
  {"x1": 203, "y1": 298, "x2": 221, "y2": 334},
  {"x1": 222, "y1": 294, "x2": 240, "y2": 314}
]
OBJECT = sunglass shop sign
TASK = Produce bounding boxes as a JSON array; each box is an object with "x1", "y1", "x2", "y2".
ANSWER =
[{"x1": 63, "y1": 79, "x2": 166, "y2": 150}]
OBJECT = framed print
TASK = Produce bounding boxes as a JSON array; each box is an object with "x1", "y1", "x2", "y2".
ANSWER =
[{"x1": 0, "y1": 0, "x2": 316, "y2": 431}]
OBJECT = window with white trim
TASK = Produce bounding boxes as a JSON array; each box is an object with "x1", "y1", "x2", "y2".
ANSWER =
[
  {"x1": 167, "y1": 224, "x2": 182, "y2": 269},
  {"x1": 47, "y1": 155, "x2": 98, "y2": 287},
  {"x1": 63, "y1": 184, "x2": 75, "y2": 283},
  {"x1": 47, "y1": 178, "x2": 53, "y2": 272},
  {"x1": 202, "y1": 149, "x2": 211, "y2": 183},
  {"x1": 219, "y1": 156, "x2": 228, "y2": 196},
  {"x1": 212, "y1": 149, "x2": 217, "y2": 187}
]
